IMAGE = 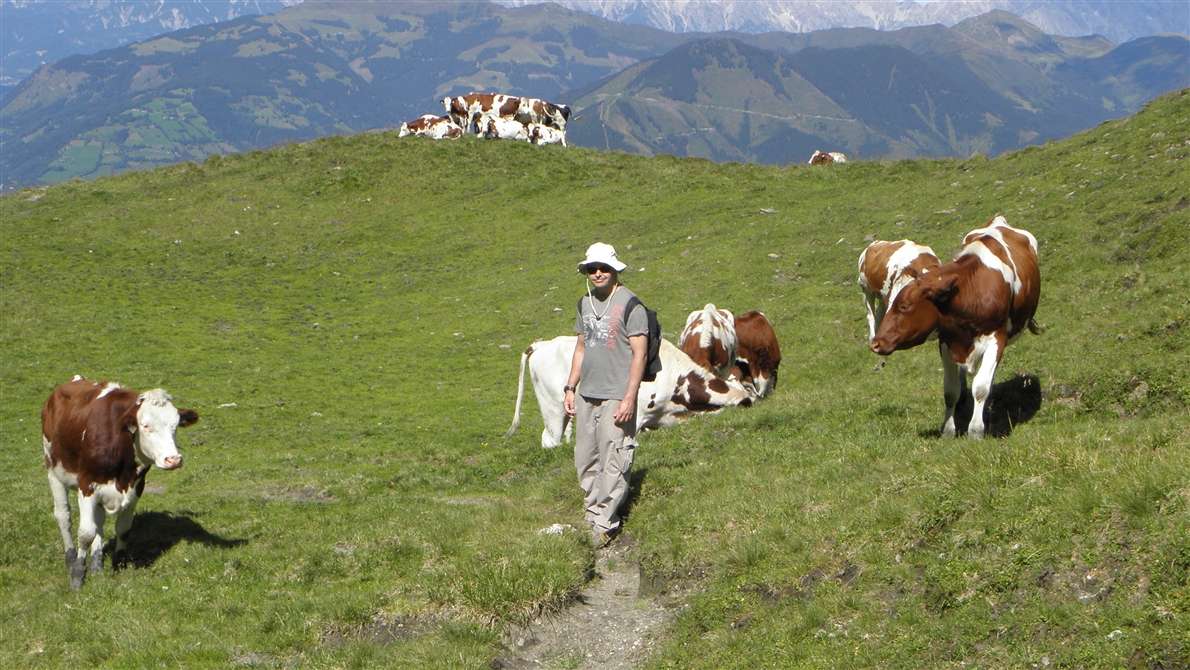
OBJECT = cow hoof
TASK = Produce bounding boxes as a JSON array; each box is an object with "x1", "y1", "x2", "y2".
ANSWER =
[
  {"x1": 64, "y1": 548, "x2": 77, "y2": 570},
  {"x1": 69, "y1": 560, "x2": 86, "y2": 590}
]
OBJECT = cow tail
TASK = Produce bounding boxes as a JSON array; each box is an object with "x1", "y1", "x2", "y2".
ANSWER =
[
  {"x1": 1027, "y1": 318, "x2": 1044, "y2": 335},
  {"x1": 505, "y1": 345, "x2": 532, "y2": 438}
]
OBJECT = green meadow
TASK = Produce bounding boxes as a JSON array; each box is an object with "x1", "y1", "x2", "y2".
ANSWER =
[{"x1": 1, "y1": 90, "x2": 1186, "y2": 668}]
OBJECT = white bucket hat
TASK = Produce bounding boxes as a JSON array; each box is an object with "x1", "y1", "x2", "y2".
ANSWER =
[{"x1": 577, "y1": 242, "x2": 628, "y2": 273}]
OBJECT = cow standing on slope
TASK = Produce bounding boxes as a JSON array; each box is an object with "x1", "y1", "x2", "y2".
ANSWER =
[
  {"x1": 41, "y1": 376, "x2": 199, "y2": 588},
  {"x1": 858, "y1": 239, "x2": 941, "y2": 343},
  {"x1": 871, "y1": 216, "x2": 1040, "y2": 438},
  {"x1": 506, "y1": 337, "x2": 753, "y2": 448},
  {"x1": 679, "y1": 304, "x2": 737, "y2": 379}
]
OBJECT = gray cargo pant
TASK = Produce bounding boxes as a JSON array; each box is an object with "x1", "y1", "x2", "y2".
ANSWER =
[{"x1": 575, "y1": 395, "x2": 637, "y2": 533}]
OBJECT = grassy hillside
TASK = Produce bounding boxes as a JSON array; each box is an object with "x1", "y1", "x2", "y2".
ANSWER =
[{"x1": 0, "y1": 89, "x2": 1186, "y2": 668}]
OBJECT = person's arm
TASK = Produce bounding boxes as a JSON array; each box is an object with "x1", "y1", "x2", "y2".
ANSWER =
[
  {"x1": 564, "y1": 335, "x2": 585, "y2": 417},
  {"x1": 614, "y1": 334, "x2": 646, "y2": 424}
]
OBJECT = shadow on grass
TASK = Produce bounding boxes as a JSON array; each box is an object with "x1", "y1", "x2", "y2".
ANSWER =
[
  {"x1": 917, "y1": 374, "x2": 1043, "y2": 438},
  {"x1": 617, "y1": 467, "x2": 649, "y2": 525},
  {"x1": 118, "y1": 510, "x2": 247, "y2": 569}
]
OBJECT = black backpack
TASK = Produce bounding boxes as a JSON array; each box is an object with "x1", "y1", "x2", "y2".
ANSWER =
[{"x1": 577, "y1": 294, "x2": 663, "y2": 382}]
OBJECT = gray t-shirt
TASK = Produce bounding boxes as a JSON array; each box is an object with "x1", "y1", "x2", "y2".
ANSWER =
[{"x1": 574, "y1": 286, "x2": 648, "y2": 400}]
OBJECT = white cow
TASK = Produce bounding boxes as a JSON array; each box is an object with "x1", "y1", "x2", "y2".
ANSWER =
[
  {"x1": 528, "y1": 123, "x2": 567, "y2": 147},
  {"x1": 479, "y1": 115, "x2": 529, "y2": 142},
  {"x1": 506, "y1": 336, "x2": 753, "y2": 448}
]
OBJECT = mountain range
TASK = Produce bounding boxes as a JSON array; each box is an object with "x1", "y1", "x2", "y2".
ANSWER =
[
  {"x1": 498, "y1": 0, "x2": 1190, "y2": 44},
  {"x1": 0, "y1": 0, "x2": 303, "y2": 91},
  {"x1": 567, "y1": 12, "x2": 1189, "y2": 163},
  {"x1": 1, "y1": 1, "x2": 1186, "y2": 188}
]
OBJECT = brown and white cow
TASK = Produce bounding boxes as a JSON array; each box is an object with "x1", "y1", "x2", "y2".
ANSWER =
[
  {"x1": 442, "y1": 92, "x2": 521, "y2": 133},
  {"x1": 398, "y1": 114, "x2": 463, "y2": 139},
  {"x1": 480, "y1": 115, "x2": 530, "y2": 142},
  {"x1": 41, "y1": 376, "x2": 199, "y2": 588},
  {"x1": 679, "y1": 304, "x2": 737, "y2": 379},
  {"x1": 729, "y1": 310, "x2": 782, "y2": 398},
  {"x1": 506, "y1": 337, "x2": 752, "y2": 447},
  {"x1": 809, "y1": 150, "x2": 847, "y2": 165},
  {"x1": 858, "y1": 239, "x2": 941, "y2": 343},
  {"x1": 527, "y1": 122, "x2": 567, "y2": 147},
  {"x1": 515, "y1": 97, "x2": 572, "y2": 129},
  {"x1": 871, "y1": 215, "x2": 1040, "y2": 438}
]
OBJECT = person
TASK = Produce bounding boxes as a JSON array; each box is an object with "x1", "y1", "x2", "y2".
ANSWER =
[{"x1": 563, "y1": 242, "x2": 648, "y2": 548}]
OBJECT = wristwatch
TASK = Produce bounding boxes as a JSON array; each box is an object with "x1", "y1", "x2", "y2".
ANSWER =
[{"x1": 564, "y1": 385, "x2": 576, "y2": 393}]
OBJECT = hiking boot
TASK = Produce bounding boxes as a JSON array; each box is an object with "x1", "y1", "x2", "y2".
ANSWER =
[{"x1": 591, "y1": 525, "x2": 617, "y2": 548}]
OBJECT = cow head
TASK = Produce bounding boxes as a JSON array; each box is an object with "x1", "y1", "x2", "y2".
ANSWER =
[
  {"x1": 126, "y1": 389, "x2": 199, "y2": 470},
  {"x1": 871, "y1": 273, "x2": 956, "y2": 355}
]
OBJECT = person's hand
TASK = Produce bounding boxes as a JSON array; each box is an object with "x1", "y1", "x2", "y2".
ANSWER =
[
  {"x1": 613, "y1": 397, "x2": 634, "y2": 425},
  {"x1": 564, "y1": 389, "x2": 576, "y2": 417}
]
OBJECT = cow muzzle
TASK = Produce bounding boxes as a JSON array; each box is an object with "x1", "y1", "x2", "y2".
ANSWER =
[
  {"x1": 870, "y1": 339, "x2": 895, "y2": 356},
  {"x1": 158, "y1": 455, "x2": 184, "y2": 470}
]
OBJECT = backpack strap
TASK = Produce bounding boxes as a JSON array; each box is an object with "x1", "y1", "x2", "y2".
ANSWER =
[{"x1": 623, "y1": 295, "x2": 644, "y2": 329}]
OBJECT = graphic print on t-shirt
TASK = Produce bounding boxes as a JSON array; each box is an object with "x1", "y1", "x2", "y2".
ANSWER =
[{"x1": 582, "y1": 304, "x2": 624, "y2": 350}]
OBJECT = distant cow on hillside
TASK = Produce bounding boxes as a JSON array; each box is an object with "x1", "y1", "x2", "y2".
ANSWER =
[
  {"x1": 528, "y1": 123, "x2": 567, "y2": 147},
  {"x1": 871, "y1": 215, "x2": 1040, "y2": 438},
  {"x1": 809, "y1": 150, "x2": 847, "y2": 165},
  {"x1": 443, "y1": 93, "x2": 521, "y2": 133},
  {"x1": 481, "y1": 115, "x2": 530, "y2": 142},
  {"x1": 399, "y1": 114, "x2": 463, "y2": 140},
  {"x1": 516, "y1": 97, "x2": 572, "y2": 130}
]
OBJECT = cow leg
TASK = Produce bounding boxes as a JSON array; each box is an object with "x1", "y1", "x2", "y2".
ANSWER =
[
  {"x1": 72, "y1": 492, "x2": 99, "y2": 589},
  {"x1": 967, "y1": 338, "x2": 1001, "y2": 439},
  {"x1": 113, "y1": 499, "x2": 138, "y2": 570},
  {"x1": 940, "y1": 342, "x2": 963, "y2": 437},
  {"x1": 87, "y1": 504, "x2": 107, "y2": 576},
  {"x1": 47, "y1": 469, "x2": 76, "y2": 574}
]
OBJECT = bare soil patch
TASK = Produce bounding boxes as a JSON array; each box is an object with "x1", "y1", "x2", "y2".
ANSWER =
[{"x1": 493, "y1": 534, "x2": 684, "y2": 669}]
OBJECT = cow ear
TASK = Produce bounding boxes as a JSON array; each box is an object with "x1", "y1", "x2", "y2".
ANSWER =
[
  {"x1": 925, "y1": 275, "x2": 959, "y2": 306},
  {"x1": 123, "y1": 409, "x2": 139, "y2": 434},
  {"x1": 178, "y1": 409, "x2": 199, "y2": 428}
]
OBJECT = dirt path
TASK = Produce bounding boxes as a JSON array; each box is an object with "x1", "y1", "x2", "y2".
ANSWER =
[{"x1": 493, "y1": 534, "x2": 682, "y2": 670}]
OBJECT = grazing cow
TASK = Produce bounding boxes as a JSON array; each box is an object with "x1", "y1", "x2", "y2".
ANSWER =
[
  {"x1": 516, "y1": 97, "x2": 572, "y2": 129},
  {"x1": 442, "y1": 92, "x2": 521, "y2": 133},
  {"x1": 857, "y1": 239, "x2": 941, "y2": 342},
  {"x1": 399, "y1": 114, "x2": 462, "y2": 140},
  {"x1": 506, "y1": 337, "x2": 752, "y2": 447},
  {"x1": 729, "y1": 311, "x2": 782, "y2": 398},
  {"x1": 527, "y1": 123, "x2": 567, "y2": 147},
  {"x1": 809, "y1": 150, "x2": 847, "y2": 165},
  {"x1": 871, "y1": 215, "x2": 1040, "y2": 438},
  {"x1": 679, "y1": 304, "x2": 737, "y2": 378},
  {"x1": 481, "y1": 115, "x2": 530, "y2": 142},
  {"x1": 41, "y1": 376, "x2": 199, "y2": 588}
]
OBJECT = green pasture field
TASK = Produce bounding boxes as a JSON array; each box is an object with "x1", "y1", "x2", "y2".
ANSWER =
[{"x1": 1, "y1": 90, "x2": 1186, "y2": 668}]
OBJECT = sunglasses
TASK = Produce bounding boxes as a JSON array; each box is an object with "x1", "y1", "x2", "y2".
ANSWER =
[{"x1": 584, "y1": 264, "x2": 615, "y2": 275}]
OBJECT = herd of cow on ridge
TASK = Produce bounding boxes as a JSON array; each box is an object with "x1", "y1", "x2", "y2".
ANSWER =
[
  {"x1": 398, "y1": 91, "x2": 571, "y2": 146},
  {"x1": 39, "y1": 212, "x2": 1038, "y2": 589},
  {"x1": 396, "y1": 91, "x2": 852, "y2": 164}
]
